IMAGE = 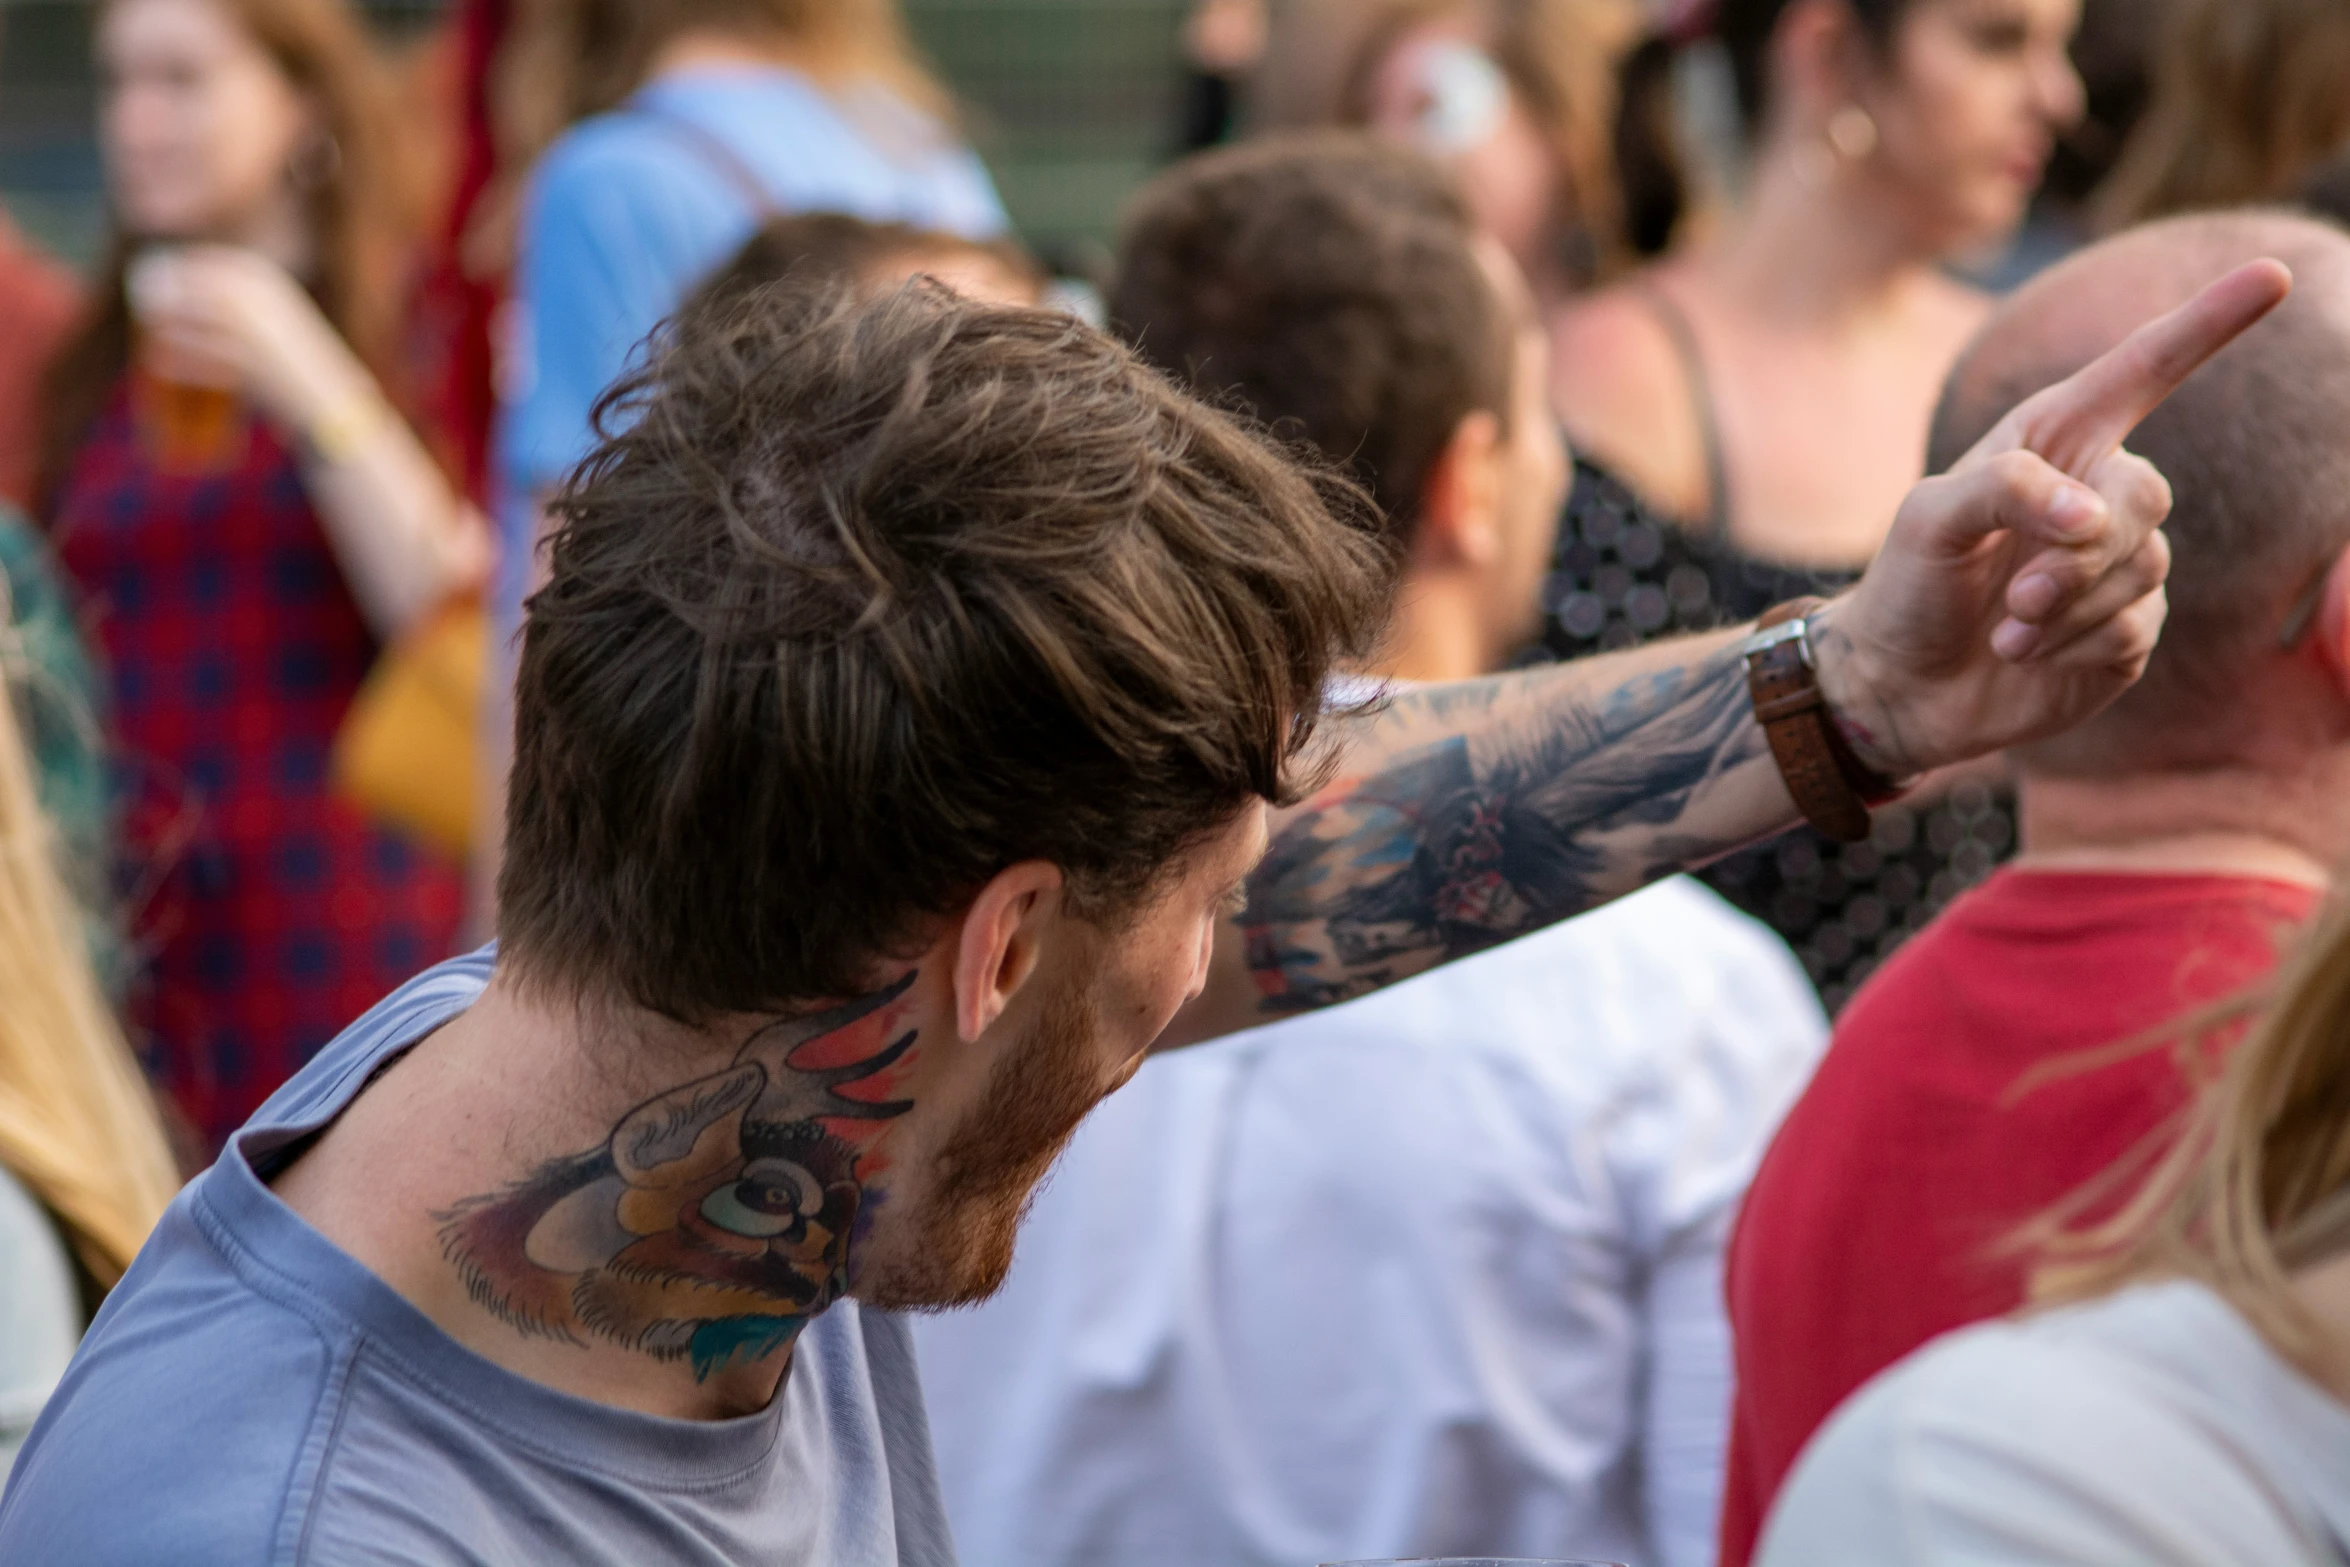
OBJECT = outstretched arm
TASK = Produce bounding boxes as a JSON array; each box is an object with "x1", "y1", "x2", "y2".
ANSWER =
[
  {"x1": 1165, "y1": 259, "x2": 2293, "y2": 1045},
  {"x1": 1219, "y1": 630, "x2": 1779, "y2": 1018}
]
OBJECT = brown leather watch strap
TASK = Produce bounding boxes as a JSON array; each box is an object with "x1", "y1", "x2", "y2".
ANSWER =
[{"x1": 1743, "y1": 598, "x2": 1901, "y2": 844}]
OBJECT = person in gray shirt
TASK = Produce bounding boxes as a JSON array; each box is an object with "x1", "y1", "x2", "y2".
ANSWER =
[{"x1": 0, "y1": 197, "x2": 2279, "y2": 1561}]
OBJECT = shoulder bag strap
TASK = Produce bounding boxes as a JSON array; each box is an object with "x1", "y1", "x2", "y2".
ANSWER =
[
  {"x1": 632, "y1": 101, "x2": 779, "y2": 222},
  {"x1": 1635, "y1": 282, "x2": 1736, "y2": 541}
]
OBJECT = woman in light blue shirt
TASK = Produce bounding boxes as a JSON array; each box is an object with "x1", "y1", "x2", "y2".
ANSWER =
[{"x1": 490, "y1": 0, "x2": 1005, "y2": 634}]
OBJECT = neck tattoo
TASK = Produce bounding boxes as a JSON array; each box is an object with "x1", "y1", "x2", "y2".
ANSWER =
[{"x1": 436, "y1": 971, "x2": 923, "y2": 1381}]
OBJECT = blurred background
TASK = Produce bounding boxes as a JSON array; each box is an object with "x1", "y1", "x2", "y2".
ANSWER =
[{"x1": 0, "y1": 0, "x2": 1194, "y2": 268}]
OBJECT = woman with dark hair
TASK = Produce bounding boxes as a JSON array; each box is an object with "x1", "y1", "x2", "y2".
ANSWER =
[
  {"x1": 1553, "y1": 0, "x2": 2080, "y2": 550},
  {"x1": 42, "y1": 0, "x2": 489, "y2": 1153},
  {"x1": 1538, "y1": 0, "x2": 2081, "y2": 1007}
]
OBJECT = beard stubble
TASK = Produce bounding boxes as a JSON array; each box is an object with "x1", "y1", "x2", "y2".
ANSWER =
[{"x1": 856, "y1": 976, "x2": 1110, "y2": 1311}]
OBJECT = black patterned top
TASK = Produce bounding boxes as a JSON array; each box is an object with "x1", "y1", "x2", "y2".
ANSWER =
[{"x1": 1521, "y1": 458, "x2": 2017, "y2": 1013}]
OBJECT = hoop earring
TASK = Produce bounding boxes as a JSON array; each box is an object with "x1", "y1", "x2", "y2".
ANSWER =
[{"x1": 1826, "y1": 104, "x2": 1878, "y2": 162}]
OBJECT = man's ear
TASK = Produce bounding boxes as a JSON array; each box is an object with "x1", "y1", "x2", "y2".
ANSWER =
[
  {"x1": 1414, "y1": 409, "x2": 1505, "y2": 570},
  {"x1": 2315, "y1": 543, "x2": 2350, "y2": 699},
  {"x1": 951, "y1": 861, "x2": 1064, "y2": 1044}
]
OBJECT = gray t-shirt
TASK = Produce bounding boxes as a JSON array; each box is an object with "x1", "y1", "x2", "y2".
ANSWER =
[{"x1": 0, "y1": 949, "x2": 957, "y2": 1566}]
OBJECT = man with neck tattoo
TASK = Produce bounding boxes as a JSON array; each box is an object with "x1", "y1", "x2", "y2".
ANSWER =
[{"x1": 0, "y1": 227, "x2": 2288, "y2": 1559}]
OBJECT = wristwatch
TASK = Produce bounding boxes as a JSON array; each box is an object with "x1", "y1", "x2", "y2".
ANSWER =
[{"x1": 1742, "y1": 599, "x2": 1905, "y2": 844}]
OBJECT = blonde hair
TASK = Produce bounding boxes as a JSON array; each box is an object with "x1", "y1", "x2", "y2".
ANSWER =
[
  {"x1": 0, "y1": 607, "x2": 178, "y2": 1288},
  {"x1": 2094, "y1": 0, "x2": 2350, "y2": 231},
  {"x1": 2029, "y1": 892, "x2": 2350, "y2": 1369}
]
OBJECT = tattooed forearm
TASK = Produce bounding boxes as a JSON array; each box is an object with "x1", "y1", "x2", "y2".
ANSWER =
[
  {"x1": 436, "y1": 971, "x2": 922, "y2": 1380},
  {"x1": 1242, "y1": 634, "x2": 1786, "y2": 1015}
]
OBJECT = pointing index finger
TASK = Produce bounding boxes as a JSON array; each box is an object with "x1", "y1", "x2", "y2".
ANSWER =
[{"x1": 2008, "y1": 259, "x2": 2293, "y2": 477}]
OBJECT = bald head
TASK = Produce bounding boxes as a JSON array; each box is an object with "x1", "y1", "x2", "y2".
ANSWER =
[{"x1": 1931, "y1": 211, "x2": 2350, "y2": 777}]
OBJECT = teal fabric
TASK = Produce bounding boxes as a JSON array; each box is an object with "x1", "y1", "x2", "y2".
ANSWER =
[{"x1": 0, "y1": 509, "x2": 120, "y2": 988}]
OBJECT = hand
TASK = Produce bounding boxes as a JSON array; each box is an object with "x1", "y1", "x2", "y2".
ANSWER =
[
  {"x1": 1818, "y1": 259, "x2": 2293, "y2": 777},
  {"x1": 128, "y1": 245, "x2": 374, "y2": 437}
]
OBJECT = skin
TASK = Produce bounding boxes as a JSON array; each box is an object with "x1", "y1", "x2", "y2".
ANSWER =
[
  {"x1": 99, "y1": 0, "x2": 488, "y2": 636},
  {"x1": 278, "y1": 811, "x2": 1265, "y2": 1421},
  {"x1": 1184, "y1": 0, "x2": 1269, "y2": 76},
  {"x1": 2019, "y1": 533, "x2": 2350, "y2": 890},
  {"x1": 101, "y1": 0, "x2": 313, "y2": 257},
  {"x1": 282, "y1": 257, "x2": 2288, "y2": 1426},
  {"x1": 1551, "y1": 0, "x2": 2083, "y2": 566},
  {"x1": 1944, "y1": 224, "x2": 2350, "y2": 885},
  {"x1": 1169, "y1": 258, "x2": 2288, "y2": 1041}
]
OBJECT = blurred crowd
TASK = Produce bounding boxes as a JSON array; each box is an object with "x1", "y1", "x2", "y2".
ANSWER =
[{"x1": 4, "y1": 0, "x2": 2350, "y2": 1562}]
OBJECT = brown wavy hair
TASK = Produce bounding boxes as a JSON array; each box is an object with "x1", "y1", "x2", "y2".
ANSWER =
[
  {"x1": 501, "y1": 280, "x2": 1393, "y2": 1021},
  {"x1": 38, "y1": 0, "x2": 420, "y2": 510},
  {"x1": 1111, "y1": 132, "x2": 1513, "y2": 545}
]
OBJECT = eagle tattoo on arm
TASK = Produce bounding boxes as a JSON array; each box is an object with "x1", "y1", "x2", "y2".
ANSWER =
[{"x1": 1242, "y1": 651, "x2": 1768, "y2": 1016}]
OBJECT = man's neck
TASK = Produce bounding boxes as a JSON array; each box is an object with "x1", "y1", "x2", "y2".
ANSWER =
[
  {"x1": 1375, "y1": 577, "x2": 1498, "y2": 685},
  {"x1": 2016, "y1": 765, "x2": 2345, "y2": 891},
  {"x1": 271, "y1": 967, "x2": 932, "y2": 1422}
]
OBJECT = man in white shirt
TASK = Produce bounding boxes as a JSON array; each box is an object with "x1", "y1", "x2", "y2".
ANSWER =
[{"x1": 912, "y1": 133, "x2": 1830, "y2": 1567}]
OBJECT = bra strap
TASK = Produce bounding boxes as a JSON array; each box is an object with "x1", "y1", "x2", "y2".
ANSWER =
[{"x1": 1635, "y1": 283, "x2": 1735, "y2": 540}]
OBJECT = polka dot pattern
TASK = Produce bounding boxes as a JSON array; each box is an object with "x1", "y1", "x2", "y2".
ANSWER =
[{"x1": 1523, "y1": 459, "x2": 2018, "y2": 1012}]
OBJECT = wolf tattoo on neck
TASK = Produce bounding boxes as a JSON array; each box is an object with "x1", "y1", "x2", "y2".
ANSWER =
[{"x1": 437, "y1": 971, "x2": 921, "y2": 1380}]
